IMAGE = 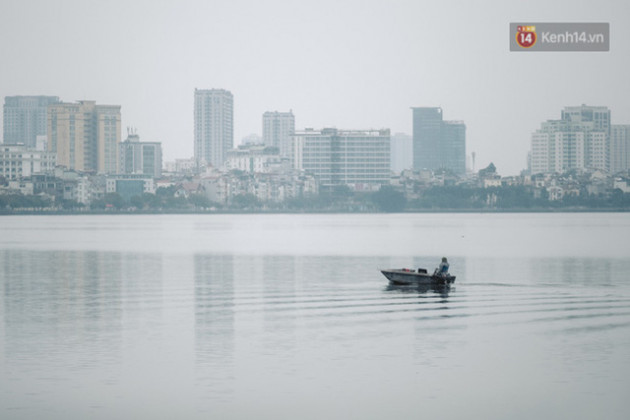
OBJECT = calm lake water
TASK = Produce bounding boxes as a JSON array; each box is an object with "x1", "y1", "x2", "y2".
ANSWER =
[{"x1": 1, "y1": 213, "x2": 630, "y2": 419}]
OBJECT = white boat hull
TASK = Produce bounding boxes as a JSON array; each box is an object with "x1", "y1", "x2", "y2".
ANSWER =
[{"x1": 380, "y1": 269, "x2": 456, "y2": 286}]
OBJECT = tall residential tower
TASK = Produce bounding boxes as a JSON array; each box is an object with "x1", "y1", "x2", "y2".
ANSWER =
[
  {"x1": 263, "y1": 111, "x2": 295, "y2": 158},
  {"x1": 47, "y1": 100, "x2": 121, "y2": 173},
  {"x1": 194, "y1": 89, "x2": 233, "y2": 168},
  {"x1": 530, "y1": 105, "x2": 611, "y2": 174}
]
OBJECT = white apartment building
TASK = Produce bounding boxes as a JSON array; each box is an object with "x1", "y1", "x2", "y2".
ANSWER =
[
  {"x1": 163, "y1": 158, "x2": 196, "y2": 174},
  {"x1": 530, "y1": 106, "x2": 611, "y2": 175},
  {"x1": 224, "y1": 144, "x2": 284, "y2": 173},
  {"x1": 0, "y1": 143, "x2": 56, "y2": 179},
  {"x1": 194, "y1": 89, "x2": 233, "y2": 168},
  {"x1": 292, "y1": 128, "x2": 390, "y2": 191}
]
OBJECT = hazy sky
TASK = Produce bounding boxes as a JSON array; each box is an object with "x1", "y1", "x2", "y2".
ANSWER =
[{"x1": 1, "y1": 0, "x2": 628, "y2": 175}]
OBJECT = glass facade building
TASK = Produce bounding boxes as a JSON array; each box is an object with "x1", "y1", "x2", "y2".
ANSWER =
[
  {"x1": 412, "y1": 107, "x2": 466, "y2": 175},
  {"x1": 3, "y1": 96, "x2": 60, "y2": 148}
]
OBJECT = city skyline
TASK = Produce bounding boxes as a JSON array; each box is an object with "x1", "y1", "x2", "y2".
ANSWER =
[
  {"x1": 531, "y1": 105, "x2": 611, "y2": 175},
  {"x1": 1, "y1": 0, "x2": 628, "y2": 176},
  {"x1": 5, "y1": 92, "x2": 630, "y2": 177}
]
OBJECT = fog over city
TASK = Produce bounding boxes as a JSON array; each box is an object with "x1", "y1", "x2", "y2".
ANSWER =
[
  {"x1": 3, "y1": 2, "x2": 630, "y2": 418},
  {"x1": 1, "y1": 0, "x2": 628, "y2": 175}
]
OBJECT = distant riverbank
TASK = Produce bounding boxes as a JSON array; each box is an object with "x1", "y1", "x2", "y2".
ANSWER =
[{"x1": 2, "y1": 207, "x2": 630, "y2": 216}]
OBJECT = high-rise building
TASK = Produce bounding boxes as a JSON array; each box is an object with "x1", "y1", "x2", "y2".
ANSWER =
[
  {"x1": 441, "y1": 121, "x2": 466, "y2": 175},
  {"x1": 412, "y1": 107, "x2": 466, "y2": 175},
  {"x1": 292, "y1": 128, "x2": 390, "y2": 191},
  {"x1": 611, "y1": 125, "x2": 630, "y2": 174},
  {"x1": 561, "y1": 105, "x2": 611, "y2": 133},
  {"x1": 194, "y1": 89, "x2": 233, "y2": 168},
  {"x1": 47, "y1": 100, "x2": 121, "y2": 174},
  {"x1": 390, "y1": 132, "x2": 412, "y2": 173},
  {"x1": 119, "y1": 129, "x2": 163, "y2": 178},
  {"x1": 263, "y1": 111, "x2": 295, "y2": 158},
  {"x1": 3, "y1": 96, "x2": 60, "y2": 147},
  {"x1": 530, "y1": 105, "x2": 611, "y2": 175}
]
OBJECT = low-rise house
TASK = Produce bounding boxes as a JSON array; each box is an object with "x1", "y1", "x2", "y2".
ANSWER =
[
  {"x1": 174, "y1": 181, "x2": 204, "y2": 198},
  {"x1": 548, "y1": 186, "x2": 564, "y2": 201},
  {"x1": 613, "y1": 177, "x2": 630, "y2": 193},
  {"x1": 7, "y1": 179, "x2": 34, "y2": 195},
  {"x1": 106, "y1": 174, "x2": 155, "y2": 200},
  {"x1": 483, "y1": 177, "x2": 502, "y2": 188}
]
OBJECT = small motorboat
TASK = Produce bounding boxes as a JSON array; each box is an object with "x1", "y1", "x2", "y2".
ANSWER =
[{"x1": 380, "y1": 267, "x2": 456, "y2": 286}]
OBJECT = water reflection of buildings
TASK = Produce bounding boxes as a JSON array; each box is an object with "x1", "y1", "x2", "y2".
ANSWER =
[
  {"x1": 190, "y1": 254, "x2": 470, "y2": 396},
  {"x1": 529, "y1": 257, "x2": 627, "y2": 286},
  {"x1": 1, "y1": 250, "x2": 122, "y2": 345},
  {"x1": 194, "y1": 255, "x2": 309, "y2": 360},
  {"x1": 194, "y1": 254, "x2": 236, "y2": 392},
  {"x1": 464, "y1": 256, "x2": 629, "y2": 286},
  {"x1": 260, "y1": 256, "x2": 299, "y2": 351},
  {"x1": 0, "y1": 250, "x2": 163, "y2": 375}
]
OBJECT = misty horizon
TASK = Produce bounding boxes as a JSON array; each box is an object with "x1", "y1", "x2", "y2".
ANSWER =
[{"x1": 1, "y1": 0, "x2": 629, "y2": 176}]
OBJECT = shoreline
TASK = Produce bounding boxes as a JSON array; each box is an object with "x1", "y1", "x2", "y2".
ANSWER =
[{"x1": 2, "y1": 208, "x2": 629, "y2": 216}]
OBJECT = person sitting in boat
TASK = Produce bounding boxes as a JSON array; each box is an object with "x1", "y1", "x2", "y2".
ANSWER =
[{"x1": 435, "y1": 257, "x2": 449, "y2": 277}]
